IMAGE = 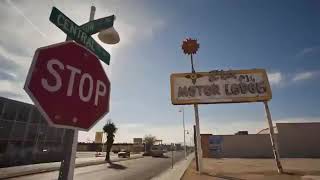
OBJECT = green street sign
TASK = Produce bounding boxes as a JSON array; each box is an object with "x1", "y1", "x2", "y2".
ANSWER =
[
  {"x1": 80, "y1": 15, "x2": 115, "y2": 35},
  {"x1": 49, "y1": 7, "x2": 111, "y2": 65}
]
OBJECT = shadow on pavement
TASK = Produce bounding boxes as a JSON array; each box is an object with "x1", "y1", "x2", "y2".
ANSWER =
[
  {"x1": 107, "y1": 162, "x2": 127, "y2": 170},
  {"x1": 203, "y1": 172, "x2": 245, "y2": 180},
  {"x1": 152, "y1": 155, "x2": 170, "y2": 158}
]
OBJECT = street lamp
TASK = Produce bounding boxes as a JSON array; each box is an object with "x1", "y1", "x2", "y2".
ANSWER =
[
  {"x1": 87, "y1": 5, "x2": 120, "y2": 45},
  {"x1": 179, "y1": 107, "x2": 187, "y2": 159},
  {"x1": 98, "y1": 26, "x2": 120, "y2": 44}
]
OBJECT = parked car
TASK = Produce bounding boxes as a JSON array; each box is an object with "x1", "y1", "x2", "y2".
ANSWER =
[
  {"x1": 118, "y1": 150, "x2": 130, "y2": 158},
  {"x1": 112, "y1": 149, "x2": 120, "y2": 154}
]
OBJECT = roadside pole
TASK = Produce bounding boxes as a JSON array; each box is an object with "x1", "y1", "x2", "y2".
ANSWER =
[
  {"x1": 193, "y1": 103, "x2": 203, "y2": 173},
  {"x1": 181, "y1": 107, "x2": 187, "y2": 159},
  {"x1": 58, "y1": 6, "x2": 96, "y2": 180},
  {"x1": 191, "y1": 53, "x2": 203, "y2": 173},
  {"x1": 181, "y1": 39, "x2": 203, "y2": 174},
  {"x1": 171, "y1": 143, "x2": 174, "y2": 169},
  {"x1": 264, "y1": 101, "x2": 283, "y2": 174},
  {"x1": 193, "y1": 125, "x2": 199, "y2": 171}
]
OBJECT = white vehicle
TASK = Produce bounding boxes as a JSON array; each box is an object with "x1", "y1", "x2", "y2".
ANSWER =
[{"x1": 151, "y1": 146, "x2": 164, "y2": 157}]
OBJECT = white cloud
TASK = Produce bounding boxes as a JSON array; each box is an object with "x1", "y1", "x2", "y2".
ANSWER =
[
  {"x1": 267, "y1": 72, "x2": 282, "y2": 85},
  {"x1": 296, "y1": 46, "x2": 320, "y2": 57},
  {"x1": 0, "y1": 0, "x2": 166, "y2": 102},
  {"x1": 274, "y1": 117, "x2": 320, "y2": 123},
  {"x1": 292, "y1": 71, "x2": 318, "y2": 82}
]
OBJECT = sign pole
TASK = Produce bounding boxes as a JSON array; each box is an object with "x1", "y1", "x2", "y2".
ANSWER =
[
  {"x1": 171, "y1": 143, "x2": 174, "y2": 169},
  {"x1": 193, "y1": 125, "x2": 199, "y2": 171},
  {"x1": 194, "y1": 103, "x2": 203, "y2": 173},
  {"x1": 263, "y1": 101, "x2": 283, "y2": 174},
  {"x1": 58, "y1": 6, "x2": 96, "y2": 180},
  {"x1": 182, "y1": 107, "x2": 187, "y2": 160},
  {"x1": 190, "y1": 53, "x2": 203, "y2": 173},
  {"x1": 181, "y1": 39, "x2": 202, "y2": 174}
]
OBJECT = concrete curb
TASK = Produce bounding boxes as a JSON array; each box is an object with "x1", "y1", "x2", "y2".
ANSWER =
[
  {"x1": 0, "y1": 156, "x2": 143, "y2": 179},
  {"x1": 151, "y1": 153, "x2": 194, "y2": 180}
]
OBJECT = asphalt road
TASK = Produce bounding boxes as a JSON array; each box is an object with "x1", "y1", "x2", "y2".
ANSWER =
[
  {"x1": 76, "y1": 151, "x2": 110, "y2": 158},
  {"x1": 9, "y1": 151, "x2": 186, "y2": 180}
]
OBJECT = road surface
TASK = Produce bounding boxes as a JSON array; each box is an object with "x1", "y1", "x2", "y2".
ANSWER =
[
  {"x1": 9, "y1": 151, "x2": 186, "y2": 180},
  {"x1": 76, "y1": 151, "x2": 112, "y2": 158}
]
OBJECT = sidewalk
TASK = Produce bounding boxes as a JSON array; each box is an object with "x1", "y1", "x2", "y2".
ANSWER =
[
  {"x1": 182, "y1": 158, "x2": 320, "y2": 180},
  {"x1": 0, "y1": 154, "x2": 143, "y2": 179},
  {"x1": 151, "y1": 153, "x2": 194, "y2": 180}
]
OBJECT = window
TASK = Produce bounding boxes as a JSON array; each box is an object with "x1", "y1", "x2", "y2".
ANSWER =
[
  {"x1": 0, "y1": 120, "x2": 13, "y2": 140},
  {"x1": 37, "y1": 125, "x2": 47, "y2": 143},
  {"x1": 30, "y1": 109, "x2": 40, "y2": 123},
  {"x1": 2, "y1": 103, "x2": 17, "y2": 121},
  {"x1": 0, "y1": 100, "x2": 4, "y2": 118},
  {"x1": 26, "y1": 124, "x2": 38, "y2": 142},
  {"x1": 0, "y1": 141, "x2": 8, "y2": 154},
  {"x1": 17, "y1": 106, "x2": 30, "y2": 122},
  {"x1": 10, "y1": 122, "x2": 26, "y2": 141}
]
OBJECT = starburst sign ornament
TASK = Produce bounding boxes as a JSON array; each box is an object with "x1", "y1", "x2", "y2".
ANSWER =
[
  {"x1": 182, "y1": 38, "x2": 199, "y2": 55},
  {"x1": 181, "y1": 38, "x2": 201, "y2": 84}
]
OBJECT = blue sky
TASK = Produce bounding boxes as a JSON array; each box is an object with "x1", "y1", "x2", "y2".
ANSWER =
[{"x1": 0, "y1": 0, "x2": 319, "y2": 143}]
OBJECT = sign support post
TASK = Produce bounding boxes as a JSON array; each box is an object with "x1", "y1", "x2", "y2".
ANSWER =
[
  {"x1": 58, "y1": 6, "x2": 96, "y2": 180},
  {"x1": 193, "y1": 125, "x2": 199, "y2": 171},
  {"x1": 194, "y1": 103, "x2": 203, "y2": 173},
  {"x1": 181, "y1": 39, "x2": 203, "y2": 174},
  {"x1": 190, "y1": 52, "x2": 203, "y2": 174},
  {"x1": 264, "y1": 101, "x2": 283, "y2": 174}
]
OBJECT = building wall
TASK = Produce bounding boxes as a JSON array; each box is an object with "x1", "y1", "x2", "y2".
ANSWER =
[
  {"x1": 201, "y1": 122, "x2": 320, "y2": 158},
  {"x1": 200, "y1": 134, "x2": 211, "y2": 158},
  {"x1": 0, "y1": 97, "x2": 66, "y2": 167},
  {"x1": 277, "y1": 123, "x2": 320, "y2": 158},
  {"x1": 202, "y1": 134, "x2": 274, "y2": 158}
]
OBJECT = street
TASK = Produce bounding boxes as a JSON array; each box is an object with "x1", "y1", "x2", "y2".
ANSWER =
[
  {"x1": 9, "y1": 151, "x2": 186, "y2": 180},
  {"x1": 76, "y1": 152, "x2": 111, "y2": 158}
]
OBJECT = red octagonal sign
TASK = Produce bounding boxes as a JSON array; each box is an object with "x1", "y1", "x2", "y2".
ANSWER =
[{"x1": 24, "y1": 41, "x2": 110, "y2": 131}]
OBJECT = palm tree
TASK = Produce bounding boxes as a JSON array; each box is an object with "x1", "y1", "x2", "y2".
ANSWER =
[
  {"x1": 103, "y1": 120, "x2": 118, "y2": 162},
  {"x1": 144, "y1": 135, "x2": 156, "y2": 153}
]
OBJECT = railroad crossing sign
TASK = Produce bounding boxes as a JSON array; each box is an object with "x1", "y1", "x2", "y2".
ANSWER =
[
  {"x1": 24, "y1": 41, "x2": 110, "y2": 131},
  {"x1": 49, "y1": 7, "x2": 114, "y2": 65}
]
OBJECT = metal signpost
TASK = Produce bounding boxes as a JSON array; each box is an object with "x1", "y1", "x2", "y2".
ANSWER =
[
  {"x1": 24, "y1": 5, "x2": 118, "y2": 180},
  {"x1": 172, "y1": 38, "x2": 283, "y2": 174},
  {"x1": 264, "y1": 101, "x2": 283, "y2": 173},
  {"x1": 179, "y1": 38, "x2": 203, "y2": 173}
]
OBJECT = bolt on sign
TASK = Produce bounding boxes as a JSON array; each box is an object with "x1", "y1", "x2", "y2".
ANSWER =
[{"x1": 170, "y1": 69, "x2": 272, "y2": 105}]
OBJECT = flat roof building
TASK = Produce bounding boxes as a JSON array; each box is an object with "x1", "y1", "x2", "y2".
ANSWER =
[{"x1": 0, "y1": 97, "x2": 66, "y2": 167}]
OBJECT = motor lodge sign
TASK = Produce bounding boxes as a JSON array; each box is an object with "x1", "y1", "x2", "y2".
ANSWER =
[{"x1": 170, "y1": 69, "x2": 272, "y2": 105}]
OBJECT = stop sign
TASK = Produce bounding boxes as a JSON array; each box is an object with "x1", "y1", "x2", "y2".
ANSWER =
[{"x1": 24, "y1": 41, "x2": 110, "y2": 131}]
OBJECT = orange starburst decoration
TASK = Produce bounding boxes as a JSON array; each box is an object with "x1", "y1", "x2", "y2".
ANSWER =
[{"x1": 181, "y1": 38, "x2": 199, "y2": 55}]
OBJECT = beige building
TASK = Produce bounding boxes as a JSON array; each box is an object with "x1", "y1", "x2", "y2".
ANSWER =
[{"x1": 201, "y1": 122, "x2": 320, "y2": 158}]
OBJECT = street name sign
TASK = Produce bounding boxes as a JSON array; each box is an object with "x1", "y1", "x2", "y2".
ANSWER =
[
  {"x1": 24, "y1": 41, "x2": 110, "y2": 131},
  {"x1": 49, "y1": 7, "x2": 111, "y2": 65},
  {"x1": 80, "y1": 15, "x2": 115, "y2": 35},
  {"x1": 170, "y1": 69, "x2": 272, "y2": 105}
]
